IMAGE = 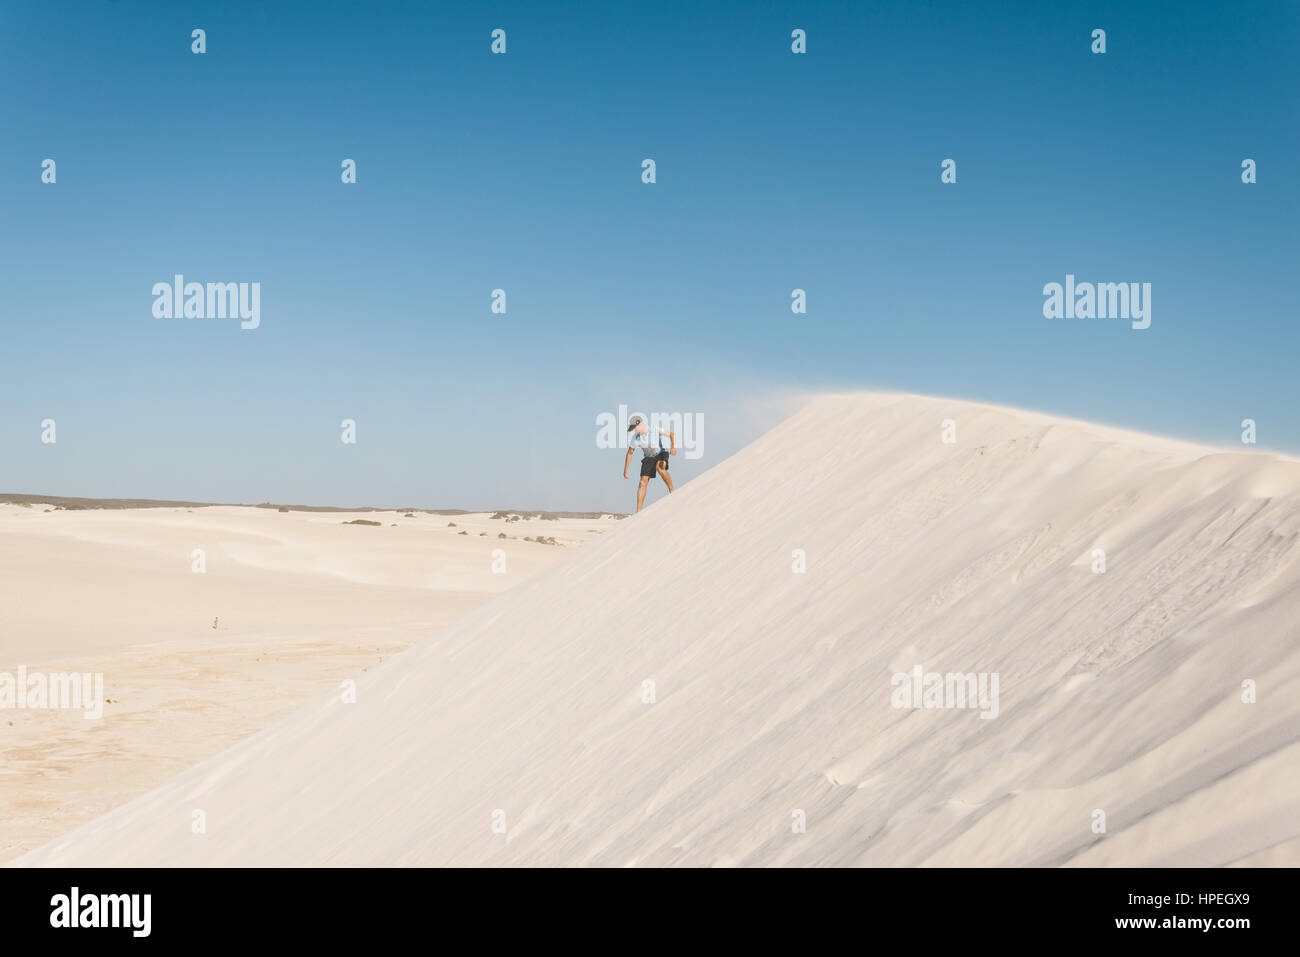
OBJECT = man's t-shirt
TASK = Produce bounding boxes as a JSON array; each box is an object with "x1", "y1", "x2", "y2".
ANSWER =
[{"x1": 629, "y1": 428, "x2": 669, "y2": 458}]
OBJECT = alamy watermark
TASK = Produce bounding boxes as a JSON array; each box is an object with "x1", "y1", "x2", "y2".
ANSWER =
[
  {"x1": 890, "y1": 664, "x2": 1000, "y2": 719},
  {"x1": 152, "y1": 274, "x2": 260, "y2": 330},
  {"x1": 596, "y1": 404, "x2": 704, "y2": 459},
  {"x1": 1043, "y1": 274, "x2": 1150, "y2": 330},
  {"x1": 1, "y1": 665, "x2": 105, "y2": 719},
  {"x1": 50, "y1": 887, "x2": 151, "y2": 937}
]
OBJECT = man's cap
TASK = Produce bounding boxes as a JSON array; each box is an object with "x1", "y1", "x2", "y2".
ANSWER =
[{"x1": 627, "y1": 415, "x2": 644, "y2": 431}]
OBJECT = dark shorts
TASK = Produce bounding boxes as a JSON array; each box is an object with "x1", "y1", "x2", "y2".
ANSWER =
[{"x1": 639, "y1": 451, "x2": 669, "y2": 478}]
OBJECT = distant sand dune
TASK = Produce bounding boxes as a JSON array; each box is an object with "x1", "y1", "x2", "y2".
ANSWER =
[{"x1": 11, "y1": 393, "x2": 1300, "y2": 866}]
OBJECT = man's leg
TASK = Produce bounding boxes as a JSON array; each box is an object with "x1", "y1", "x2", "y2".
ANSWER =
[
  {"x1": 656, "y1": 459, "x2": 674, "y2": 492},
  {"x1": 637, "y1": 475, "x2": 650, "y2": 512}
]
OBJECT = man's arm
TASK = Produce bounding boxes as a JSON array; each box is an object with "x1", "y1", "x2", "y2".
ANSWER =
[
  {"x1": 623, "y1": 446, "x2": 634, "y2": 477},
  {"x1": 664, "y1": 430, "x2": 677, "y2": 455}
]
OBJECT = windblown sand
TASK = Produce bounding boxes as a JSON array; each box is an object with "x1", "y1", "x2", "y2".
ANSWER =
[
  {"x1": 10, "y1": 393, "x2": 1300, "y2": 866},
  {"x1": 0, "y1": 506, "x2": 617, "y2": 862}
]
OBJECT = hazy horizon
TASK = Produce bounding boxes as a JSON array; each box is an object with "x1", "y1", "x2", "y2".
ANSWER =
[{"x1": 6, "y1": 382, "x2": 1299, "y2": 512}]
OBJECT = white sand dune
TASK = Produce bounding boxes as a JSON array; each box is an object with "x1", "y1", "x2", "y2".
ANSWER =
[{"x1": 13, "y1": 393, "x2": 1300, "y2": 866}]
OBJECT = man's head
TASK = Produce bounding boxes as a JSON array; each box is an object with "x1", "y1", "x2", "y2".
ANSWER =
[{"x1": 627, "y1": 415, "x2": 648, "y2": 436}]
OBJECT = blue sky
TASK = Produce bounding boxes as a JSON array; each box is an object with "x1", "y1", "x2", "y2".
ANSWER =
[{"x1": 2, "y1": 0, "x2": 1296, "y2": 511}]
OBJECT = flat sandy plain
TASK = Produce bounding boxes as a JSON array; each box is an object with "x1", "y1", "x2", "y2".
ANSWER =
[{"x1": 0, "y1": 503, "x2": 620, "y2": 862}]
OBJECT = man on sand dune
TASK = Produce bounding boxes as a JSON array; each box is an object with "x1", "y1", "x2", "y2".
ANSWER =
[{"x1": 623, "y1": 414, "x2": 676, "y2": 513}]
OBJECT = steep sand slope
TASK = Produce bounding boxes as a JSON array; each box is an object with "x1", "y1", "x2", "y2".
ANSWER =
[{"x1": 14, "y1": 393, "x2": 1300, "y2": 866}]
